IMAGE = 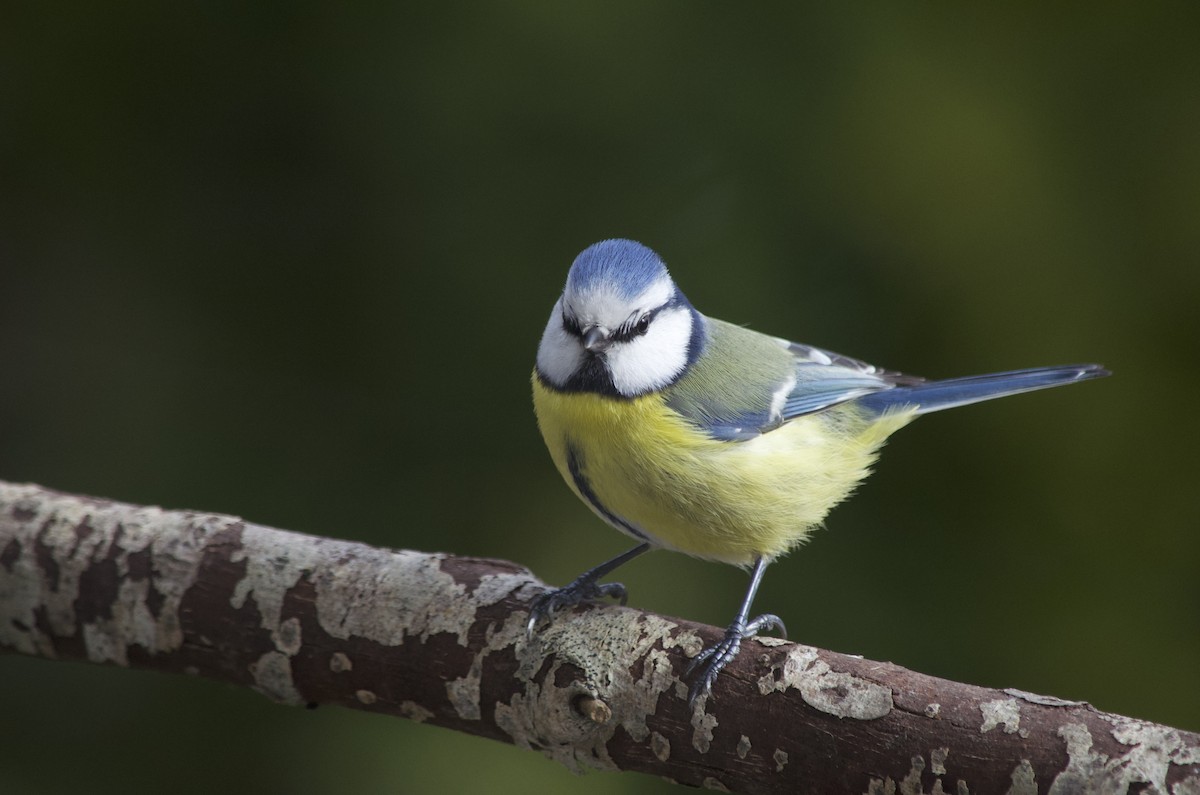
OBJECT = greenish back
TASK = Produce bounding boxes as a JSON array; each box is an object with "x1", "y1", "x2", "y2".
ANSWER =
[{"x1": 664, "y1": 318, "x2": 797, "y2": 439}]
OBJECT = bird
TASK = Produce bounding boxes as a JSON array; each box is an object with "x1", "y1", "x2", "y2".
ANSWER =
[{"x1": 527, "y1": 238, "x2": 1108, "y2": 708}]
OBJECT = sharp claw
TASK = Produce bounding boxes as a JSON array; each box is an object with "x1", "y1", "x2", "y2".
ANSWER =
[
  {"x1": 687, "y1": 634, "x2": 741, "y2": 709},
  {"x1": 525, "y1": 591, "x2": 554, "y2": 639},
  {"x1": 684, "y1": 645, "x2": 715, "y2": 677},
  {"x1": 746, "y1": 613, "x2": 786, "y2": 638},
  {"x1": 685, "y1": 613, "x2": 786, "y2": 709},
  {"x1": 525, "y1": 577, "x2": 630, "y2": 638}
]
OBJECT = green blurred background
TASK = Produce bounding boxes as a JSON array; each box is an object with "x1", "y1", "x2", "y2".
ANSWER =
[{"x1": 2, "y1": 4, "x2": 1197, "y2": 793}]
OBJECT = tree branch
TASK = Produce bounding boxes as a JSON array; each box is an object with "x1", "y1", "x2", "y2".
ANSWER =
[{"x1": 1, "y1": 481, "x2": 1196, "y2": 793}]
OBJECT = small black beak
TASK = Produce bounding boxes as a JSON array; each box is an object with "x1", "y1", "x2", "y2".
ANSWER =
[{"x1": 582, "y1": 326, "x2": 611, "y2": 353}]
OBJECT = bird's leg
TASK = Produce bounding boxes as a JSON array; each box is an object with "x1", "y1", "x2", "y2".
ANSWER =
[
  {"x1": 686, "y1": 556, "x2": 785, "y2": 708},
  {"x1": 526, "y1": 543, "x2": 651, "y2": 638}
]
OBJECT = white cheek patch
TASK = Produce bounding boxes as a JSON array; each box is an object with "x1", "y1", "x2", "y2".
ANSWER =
[
  {"x1": 536, "y1": 298, "x2": 584, "y2": 387},
  {"x1": 607, "y1": 307, "x2": 693, "y2": 396}
]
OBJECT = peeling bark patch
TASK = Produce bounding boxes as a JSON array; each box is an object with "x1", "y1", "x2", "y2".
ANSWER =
[
  {"x1": 272, "y1": 617, "x2": 302, "y2": 656},
  {"x1": 228, "y1": 529, "x2": 535, "y2": 651},
  {"x1": 250, "y1": 650, "x2": 301, "y2": 704},
  {"x1": 651, "y1": 731, "x2": 670, "y2": 762},
  {"x1": 759, "y1": 644, "x2": 893, "y2": 720},
  {"x1": 736, "y1": 734, "x2": 751, "y2": 759},
  {"x1": 692, "y1": 704, "x2": 718, "y2": 754},
  {"x1": 1045, "y1": 716, "x2": 1200, "y2": 794},
  {"x1": 931, "y1": 747, "x2": 949, "y2": 775},
  {"x1": 0, "y1": 498, "x2": 539, "y2": 723},
  {"x1": 447, "y1": 650, "x2": 486, "y2": 720},
  {"x1": 1174, "y1": 775, "x2": 1200, "y2": 795},
  {"x1": 980, "y1": 698, "x2": 1024, "y2": 736},
  {"x1": 398, "y1": 700, "x2": 433, "y2": 723},
  {"x1": 449, "y1": 611, "x2": 531, "y2": 721},
  {"x1": 1008, "y1": 759, "x2": 1036, "y2": 795},
  {"x1": 355, "y1": 689, "x2": 378, "y2": 705},
  {"x1": 1107, "y1": 714, "x2": 1200, "y2": 770},
  {"x1": 0, "y1": 483, "x2": 227, "y2": 663},
  {"x1": 1004, "y1": 688, "x2": 1084, "y2": 708},
  {"x1": 866, "y1": 756, "x2": 952, "y2": 795},
  {"x1": 329, "y1": 651, "x2": 352, "y2": 672},
  {"x1": 438, "y1": 554, "x2": 541, "y2": 606},
  {"x1": 902, "y1": 755, "x2": 925, "y2": 793},
  {"x1": 34, "y1": 522, "x2": 61, "y2": 591},
  {"x1": 82, "y1": 620, "x2": 125, "y2": 664},
  {"x1": 435, "y1": 554, "x2": 535, "y2": 596},
  {"x1": 702, "y1": 776, "x2": 730, "y2": 792},
  {"x1": 773, "y1": 748, "x2": 788, "y2": 772}
]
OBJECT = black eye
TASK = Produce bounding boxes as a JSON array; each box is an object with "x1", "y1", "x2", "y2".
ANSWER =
[
  {"x1": 562, "y1": 311, "x2": 582, "y2": 337},
  {"x1": 607, "y1": 310, "x2": 657, "y2": 344}
]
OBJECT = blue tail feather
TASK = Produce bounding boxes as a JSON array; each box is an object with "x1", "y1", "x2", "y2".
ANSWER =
[{"x1": 855, "y1": 364, "x2": 1110, "y2": 415}]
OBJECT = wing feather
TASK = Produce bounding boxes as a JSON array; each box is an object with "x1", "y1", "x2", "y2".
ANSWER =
[{"x1": 664, "y1": 320, "x2": 923, "y2": 439}]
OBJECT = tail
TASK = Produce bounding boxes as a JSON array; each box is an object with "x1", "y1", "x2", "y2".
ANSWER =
[{"x1": 855, "y1": 364, "x2": 1110, "y2": 415}]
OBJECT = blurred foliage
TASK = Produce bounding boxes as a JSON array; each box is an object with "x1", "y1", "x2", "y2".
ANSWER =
[{"x1": 1, "y1": 3, "x2": 1198, "y2": 793}]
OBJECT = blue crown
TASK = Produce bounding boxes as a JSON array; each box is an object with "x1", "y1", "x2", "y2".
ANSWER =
[{"x1": 566, "y1": 239, "x2": 670, "y2": 299}]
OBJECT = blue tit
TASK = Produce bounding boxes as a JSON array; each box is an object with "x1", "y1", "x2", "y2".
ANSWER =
[{"x1": 528, "y1": 238, "x2": 1108, "y2": 706}]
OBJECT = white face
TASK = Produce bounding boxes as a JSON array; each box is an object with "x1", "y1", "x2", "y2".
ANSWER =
[{"x1": 536, "y1": 277, "x2": 697, "y2": 397}]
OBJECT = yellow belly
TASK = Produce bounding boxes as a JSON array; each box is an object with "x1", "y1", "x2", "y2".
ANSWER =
[{"x1": 532, "y1": 373, "x2": 916, "y2": 566}]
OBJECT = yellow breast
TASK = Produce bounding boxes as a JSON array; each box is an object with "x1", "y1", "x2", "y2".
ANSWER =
[{"x1": 532, "y1": 373, "x2": 915, "y2": 566}]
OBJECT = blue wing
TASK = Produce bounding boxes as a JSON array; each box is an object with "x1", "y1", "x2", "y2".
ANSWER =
[
  {"x1": 777, "y1": 341, "x2": 920, "y2": 420},
  {"x1": 665, "y1": 331, "x2": 912, "y2": 440},
  {"x1": 664, "y1": 319, "x2": 1107, "y2": 440},
  {"x1": 854, "y1": 364, "x2": 1109, "y2": 415}
]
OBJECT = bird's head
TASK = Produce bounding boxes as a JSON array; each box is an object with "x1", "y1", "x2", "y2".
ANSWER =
[{"x1": 536, "y1": 239, "x2": 705, "y2": 398}]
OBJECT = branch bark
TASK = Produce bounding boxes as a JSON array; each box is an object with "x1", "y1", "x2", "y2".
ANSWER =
[{"x1": 1, "y1": 481, "x2": 1196, "y2": 794}]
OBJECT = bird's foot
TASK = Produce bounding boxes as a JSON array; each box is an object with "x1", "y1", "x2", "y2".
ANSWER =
[
  {"x1": 686, "y1": 613, "x2": 786, "y2": 708},
  {"x1": 525, "y1": 575, "x2": 628, "y2": 639}
]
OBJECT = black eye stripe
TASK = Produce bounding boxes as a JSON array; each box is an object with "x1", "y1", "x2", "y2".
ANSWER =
[
  {"x1": 561, "y1": 310, "x2": 583, "y2": 336},
  {"x1": 611, "y1": 309, "x2": 658, "y2": 343},
  {"x1": 561, "y1": 305, "x2": 662, "y2": 343}
]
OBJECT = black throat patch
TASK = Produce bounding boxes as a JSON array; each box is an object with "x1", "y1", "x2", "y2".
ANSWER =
[{"x1": 563, "y1": 353, "x2": 621, "y2": 397}]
